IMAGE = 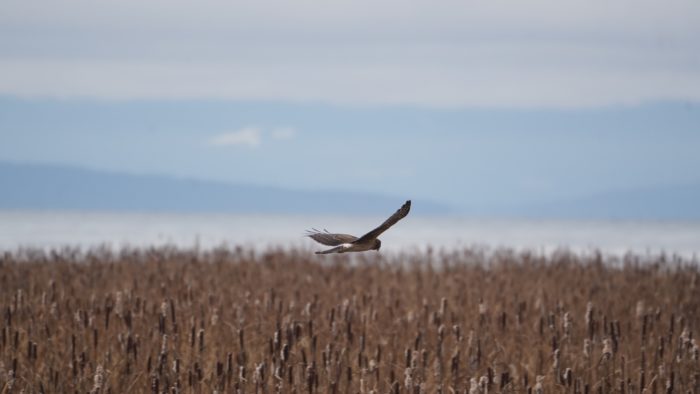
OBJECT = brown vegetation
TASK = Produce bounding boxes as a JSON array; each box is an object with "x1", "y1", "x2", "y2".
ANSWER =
[{"x1": 1, "y1": 247, "x2": 699, "y2": 393}]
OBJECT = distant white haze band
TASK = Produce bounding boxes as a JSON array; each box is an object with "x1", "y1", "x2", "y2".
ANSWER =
[{"x1": 1, "y1": 212, "x2": 699, "y2": 259}]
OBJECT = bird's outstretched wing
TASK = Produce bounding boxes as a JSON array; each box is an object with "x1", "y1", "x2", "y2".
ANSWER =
[
  {"x1": 306, "y1": 229, "x2": 358, "y2": 246},
  {"x1": 355, "y1": 200, "x2": 411, "y2": 243}
]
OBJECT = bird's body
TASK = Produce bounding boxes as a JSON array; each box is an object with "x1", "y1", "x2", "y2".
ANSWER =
[
  {"x1": 306, "y1": 200, "x2": 411, "y2": 254},
  {"x1": 314, "y1": 243, "x2": 369, "y2": 254}
]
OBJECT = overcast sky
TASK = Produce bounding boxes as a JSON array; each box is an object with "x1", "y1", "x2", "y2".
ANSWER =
[{"x1": 1, "y1": 0, "x2": 699, "y2": 107}]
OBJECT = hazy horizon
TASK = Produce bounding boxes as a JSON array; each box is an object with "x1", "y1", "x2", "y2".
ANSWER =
[{"x1": 2, "y1": 211, "x2": 699, "y2": 259}]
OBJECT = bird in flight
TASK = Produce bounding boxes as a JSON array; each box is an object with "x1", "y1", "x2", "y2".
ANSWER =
[{"x1": 306, "y1": 200, "x2": 411, "y2": 254}]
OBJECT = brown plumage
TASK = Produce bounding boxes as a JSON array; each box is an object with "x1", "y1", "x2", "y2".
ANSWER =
[{"x1": 306, "y1": 200, "x2": 411, "y2": 254}]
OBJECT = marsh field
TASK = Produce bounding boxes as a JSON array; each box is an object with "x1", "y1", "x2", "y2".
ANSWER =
[{"x1": 0, "y1": 247, "x2": 699, "y2": 393}]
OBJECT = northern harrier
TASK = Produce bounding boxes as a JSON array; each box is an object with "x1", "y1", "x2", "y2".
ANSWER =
[{"x1": 306, "y1": 200, "x2": 411, "y2": 254}]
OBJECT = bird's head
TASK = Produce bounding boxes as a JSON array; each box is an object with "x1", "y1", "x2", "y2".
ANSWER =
[{"x1": 373, "y1": 239, "x2": 382, "y2": 251}]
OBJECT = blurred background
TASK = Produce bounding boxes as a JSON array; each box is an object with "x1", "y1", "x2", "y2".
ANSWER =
[{"x1": 1, "y1": 0, "x2": 699, "y2": 255}]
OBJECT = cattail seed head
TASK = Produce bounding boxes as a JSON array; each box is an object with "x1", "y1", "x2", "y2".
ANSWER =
[
  {"x1": 91, "y1": 365, "x2": 104, "y2": 393},
  {"x1": 160, "y1": 334, "x2": 168, "y2": 354},
  {"x1": 160, "y1": 300, "x2": 168, "y2": 318},
  {"x1": 534, "y1": 375, "x2": 544, "y2": 394},
  {"x1": 115, "y1": 292, "x2": 124, "y2": 318},
  {"x1": 585, "y1": 302, "x2": 593, "y2": 326},
  {"x1": 440, "y1": 297, "x2": 447, "y2": 316},
  {"x1": 602, "y1": 338, "x2": 613, "y2": 361},
  {"x1": 636, "y1": 300, "x2": 645, "y2": 319},
  {"x1": 210, "y1": 309, "x2": 219, "y2": 326},
  {"x1": 479, "y1": 375, "x2": 488, "y2": 390},
  {"x1": 254, "y1": 362, "x2": 265, "y2": 384},
  {"x1": 404, "y1": 368, "x2": 413, "y2": 390},
  {"x1": 552, "y1": 349, "x2": 560, "y2": 370},
  {"x1": 583, "y1": 338, "x2": 592, "y2": 359},
  {"x1": 478, "y1": 300, "x2": 488, "y2": 316},
  {"x1": 563, "y1": 312, "x2": 572, "y2": 337},
  {"x1": 469, "y1": 377, "x2": 480, "y2": 394},
  {"x1": 7, "y1": 369, "x2": 15, "y2": 391}
]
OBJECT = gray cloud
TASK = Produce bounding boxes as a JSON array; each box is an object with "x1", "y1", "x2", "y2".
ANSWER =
[{"x1": 1, "y1": 0, "x2": 699, "y2": 107}]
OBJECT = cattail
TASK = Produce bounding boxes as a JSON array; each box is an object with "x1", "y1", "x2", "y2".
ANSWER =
[
  {"x1": 91, "y1": 365, "x2": 105, "y2": 394},
  {"x1": 115, "y1": 292, "x2": 124, "y2": 318},
  {"x1": 305, "y1": 362, "x2": 315, "y2": 391},
  {"x1": 534, "y1": 375, "x2": 544, "y2": 394},
  {"x1": 586, "y1": 301, "x2": 593, "y2": 325},
  {"x1": 636, "y1": 300, "x2": 645, "y2": 319},
  {"x1": 150, "y1": 373, "x2": 159, "y2": 393},
  {"x1": 469, "y1": 377, "x2": 481, "y2": 394},
  {"x1": 552, "y1": 349, "x2": 560, "y2": 372},
  {"x1": 198, "y1": 329, "x2": 205, "y2": 352},
  {"x1": 253, "y1": 362, "x2": 266, "y2": 385},
  {"x1": 452, "y1": 325, "x2": 461, "y2": 341},
  {"x1": 564, "y1": 368, "x2": 572, "y2": 387},
  {"x1": 6, "y1": 369, "x2": 15, "y2": 392},
  {"x1": 411, "y1": 350, "x2": 419, "y2": 369},
  {"x1": 563, "y1": 312, "x2": 572, "y2": 338},
  {"x1": 601, "y1": 338, "x2": 613, "y2": 362},
  {"x1": 211, "y1": 309, "x2": 219, "y2": 326},
  {"x1": 238, "y1": 328, "x2": 245, "y2": 350},
  {"x1": 273, "y1": 364, "x2": 283, "y2": 382},
  {"x1": 160, "y1": 300, "x2": 168, "y2": 318},
  {"x1": 169, "y1": 299, "x2": 176, "y2": 325},
  {"x1": 478, "y1": 300, "x2": 488, "y2": 316},
  {"x1": 160, "y1": 334, "x2": 168, "y2": 354},
  {"x1": 450, "y1": 347, "x2": 460, "y2": 381},
  {"x1": 239, "y1": 365, "x2": 247, "y2": 383},
  {"x1": 479, "y1": 375, "x2": 488, "y2": 391},
  {"x1": 16, "y1": 289, "x2": 23, "y2": 310},
  {"x1": 404, "y1": 368, "x2": 413, "y2": 391},
  {"x1": 680, "y1": 327, "x2": 691, "y2": 348},
  {"x1": 665, "y1": 370, "x2": 674, "y2": 393},
  {"x1": 500, "y1": 370, "x2": 510, "y2": 390},
  {"x1": 368, "y1": 359, "x2": 377, "y2": 372},
  {"x1": 583, "y1": 338, "x2": 592, "y2": 359},
  {"x1": 585, "y1": 302, "x2": 594, "y2": 331}
]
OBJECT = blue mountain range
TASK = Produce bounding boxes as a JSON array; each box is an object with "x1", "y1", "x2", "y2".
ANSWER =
[{"x1": 1, "y1": 161, "x2": 699, "y2": 219}]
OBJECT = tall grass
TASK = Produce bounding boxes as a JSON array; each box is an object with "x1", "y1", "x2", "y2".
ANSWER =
[{"x1": 1, "y1": 247, "x2": 698, "y2": 393}]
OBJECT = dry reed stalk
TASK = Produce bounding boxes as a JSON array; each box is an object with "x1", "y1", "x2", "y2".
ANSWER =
[{"x1": 0, "y1": 246, "x2": 698, "y2": 392}]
